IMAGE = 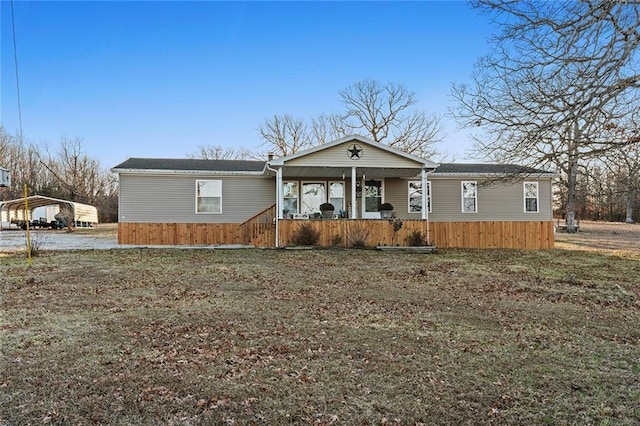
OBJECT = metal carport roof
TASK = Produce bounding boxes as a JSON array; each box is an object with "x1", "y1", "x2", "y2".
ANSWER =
[{"x1": 0, "y1": 195, "x2": 98, "y2": 229}]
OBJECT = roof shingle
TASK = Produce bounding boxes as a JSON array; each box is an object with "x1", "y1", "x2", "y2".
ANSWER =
[
  {"x1": 112, "y1": 158, "x2": 266, "y2": 172},
  {"x1": 433, "y1": 163, "x2": 554, "y2": 175}
]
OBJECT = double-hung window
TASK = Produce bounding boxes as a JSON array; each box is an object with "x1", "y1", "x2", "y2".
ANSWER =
[
  {"x1": 408, "y1": 181, "x2": 431, "y2": 213},
  {"x1": 524, "y1": 182, "x2": 539, "y2": 213},
  {"x1": 329, "y1": 182, "x2": 345, "y2": 212},
  {"x1": 283, "y1": 181, "x2": 299, "y2": 214},
  {"x1": 196, "y1": 180, "x2": 222, "y2": 214},
  {"x1": 461, "y1": 181, "x2": 477, "y2": 213}
]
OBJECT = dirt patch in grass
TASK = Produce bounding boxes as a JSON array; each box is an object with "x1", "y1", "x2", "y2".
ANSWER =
[{"x1": 2, "y1": 243, "x2": 639, "y2": 425}]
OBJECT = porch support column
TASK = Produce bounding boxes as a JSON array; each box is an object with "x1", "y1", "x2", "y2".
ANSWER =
[
  {"x1": 276, "y1": 167, "x2": 284, "y2": 219},
  {"x1": 351, "y1": 166, "x2": 357, "y2": 219},
  {"x1": 421, "y1": 168, "x2": 428, "y2": 220}
]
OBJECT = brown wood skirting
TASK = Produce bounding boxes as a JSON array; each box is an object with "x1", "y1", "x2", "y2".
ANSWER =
[
  {"x1": 119, "y1": 220, "x2": 554, "y2": 249},
  {"x1": 278, "y1": 220, "x2": 554, "y2": 249}
]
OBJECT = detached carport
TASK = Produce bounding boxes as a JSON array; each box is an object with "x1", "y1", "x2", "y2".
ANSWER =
[{"x1": 0, "y1": 195, "x2": 98, "y2": 230}]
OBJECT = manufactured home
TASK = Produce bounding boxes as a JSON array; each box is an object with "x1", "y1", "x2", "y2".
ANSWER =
[{"x1": 112, "y1": 135, "x2": 556, "y2": 249}]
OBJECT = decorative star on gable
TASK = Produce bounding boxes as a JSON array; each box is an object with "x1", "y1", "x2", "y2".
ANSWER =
[{"x1": 347, "y1": 144, "x2": 363, "y2": 160}]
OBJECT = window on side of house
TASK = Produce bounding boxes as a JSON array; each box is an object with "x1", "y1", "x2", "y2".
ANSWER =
[
  {"x1": 329, "y1": 181, "x2": 345, "y2": 212},
  {"x1": 408, "y1": 181, "x2": 431, "y2": 213},
  {"x1": 196, "y1": 180, "x2": 222, "y2": 214},
  {"x1": 524, "y1": 181, "x2": 539, "y2": 213},
  {"x1": 283, "y1": 181, "x2": 299, "y2": 214},
  {"x1": 461, "y1": 181, "x2": 477, "y2": 213}
]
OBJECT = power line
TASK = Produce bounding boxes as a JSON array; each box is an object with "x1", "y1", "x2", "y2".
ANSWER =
[{"x1": 10, "y1": 0, "x2": 24, "y2": 143}]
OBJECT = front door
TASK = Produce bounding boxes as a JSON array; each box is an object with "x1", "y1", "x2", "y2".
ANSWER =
[{"x1": 362, "y1": 179, "x2": 382, "y2": 219}]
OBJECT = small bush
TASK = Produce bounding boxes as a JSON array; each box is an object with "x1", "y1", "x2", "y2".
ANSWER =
[
  {"x1": 346, "y1": 223, "x2": 371, "y2": 248},
  {"x1": 406, "y1": 231, "x2": 435, "y2": 247},
  {"x1": 331, "y1": 234, "x2": 342, "y2": 246},
  {"x1": 24, "y1": 231, "x2": 46, "y2": 257},
  {"x1": 407, "y1": 230, "x2": 426, "y2": 246},
  {"x1": 290, "y1": 223, "x2": 320, "y2": 246}
]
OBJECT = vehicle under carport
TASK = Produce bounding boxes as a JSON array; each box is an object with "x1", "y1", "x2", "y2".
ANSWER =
[{"x1": 0, "y1": 195, "x2": 99, "y2": 230}]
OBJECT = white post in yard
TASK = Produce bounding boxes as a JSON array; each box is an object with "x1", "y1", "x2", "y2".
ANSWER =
[{"x1": 351, "y1": 167, "x2": 357, "y2": 219}]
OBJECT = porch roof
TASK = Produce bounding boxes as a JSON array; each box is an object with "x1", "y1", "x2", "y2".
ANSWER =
[
  {"x1": 268, "y1": 135, "x2": 439, "y2": 169},
  {"x1": 273, "y1": 166, "x2": 424, "y2": 179}
]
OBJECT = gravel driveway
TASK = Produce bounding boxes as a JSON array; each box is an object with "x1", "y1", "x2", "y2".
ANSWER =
[{"x1": 0, "y1": 229, "x2": 121, "y2": 252}]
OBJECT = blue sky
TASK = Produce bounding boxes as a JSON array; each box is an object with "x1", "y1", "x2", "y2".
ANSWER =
[{"x1": 1, "y1": 1, "x2": 494, "y2": 168}]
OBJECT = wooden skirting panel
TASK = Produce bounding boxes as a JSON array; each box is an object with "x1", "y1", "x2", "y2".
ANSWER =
[
  {"x1": 118, "y1": 223, "x2": 247, "y2": 246},
  {"x1": 278, "y1": 220, "x2": 555, "y2": 250},
  {"x1": 119, "y1": 220, "x2": 554, "y2": 249}
]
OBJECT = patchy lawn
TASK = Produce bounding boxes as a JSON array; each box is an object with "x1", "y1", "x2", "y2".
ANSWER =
[
  {"x1": 1, "y1": 228, "x2": 639, "y2": 424},
  {"x1": 555, "y1": 220, "x2": 640, "y2": 255}
]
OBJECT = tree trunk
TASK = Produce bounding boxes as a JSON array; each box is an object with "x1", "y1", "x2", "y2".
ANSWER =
[
  {"x1": 565, "y1": 158, "x2": 579, "y2": 233},
  {"x1": 626, "y1": 189, "x2": 635, "y2": 224}
]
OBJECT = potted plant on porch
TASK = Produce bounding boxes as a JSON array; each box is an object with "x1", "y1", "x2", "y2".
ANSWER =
[
  {"x1": 319, "y1": 202, "x2": 335, "y2": 219},
  {"x1": 379, "y1": 202, "x2": 394, "y2": 219}
]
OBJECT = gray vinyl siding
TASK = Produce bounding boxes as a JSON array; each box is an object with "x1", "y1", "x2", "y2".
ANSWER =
[
  {"x1": 428, "y1": 178, "x2": 553, "y2": 221},
  {"x1": 118, "y1": 173, "x2": 553, "y2": 223},
  {"x1": 385, "y1": 178, "x2": 553, "y2": 221},
  {"x1": 384, "y1": 179, "x2": 410, "y2": 216},
  {"x1": 286, "y1": 142, "x2": 422, "y2": 168},
  {"x1": 118, "y1": 174, "x2": 275, "y2": 223}
]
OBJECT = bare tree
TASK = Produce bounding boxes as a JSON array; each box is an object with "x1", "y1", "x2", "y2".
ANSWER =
[
  {"x1": 339, "y1": 80, "x2": 442, "y2": 157},
  {"x1": 188, "y1": 145, "x2": 248, "y2": 160},
  {"x1": 0, "y1": 128, "x2": 119, "y2": 222},
  {"x1": 258, "y1": 81, "x2": 443, "y2": 159},
  {"x1": 451, "y1": 0, "x2": 640, "y2": 232},
  {"x1": 310, "y1": 113, "x2": 347, "y2": 145},
  {"x1": 604, "y1": 133, "x2": 640, "y2": 223},
  {"x1": 258, "y1": 114, "x2": 312, "y2": 157},
  {"x1": 0, "y1": 127, "x2": 49, "y2": 200},
  {"x1": 39, "y1": 137, "x2": 114, "y2": 220}
]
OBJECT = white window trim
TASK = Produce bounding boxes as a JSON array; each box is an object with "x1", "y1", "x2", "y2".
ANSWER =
[
  {"x1": 195, "y1": 179, "x2": 222, "y2": 214},
  {"x1": 328, "y1": 181, "x2": 345, "y2": 212},
  {"x1": 283, "y1": 181, "x2": 299, "y2": 214},
  {"x1": 408, "y1": 180, "x2": 431, "y2": 214},
  {"x1": 461, "y1": 181, "x2": 477, "y2": 213},
  {"x1": 524, "y1": 181, "x2": 539, "y2": 213}
]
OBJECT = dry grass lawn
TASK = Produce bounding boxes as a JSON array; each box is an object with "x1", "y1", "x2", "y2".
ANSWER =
[{"x1": 1, "y1": 222, "x2": 639, "y2": 424}]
